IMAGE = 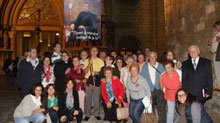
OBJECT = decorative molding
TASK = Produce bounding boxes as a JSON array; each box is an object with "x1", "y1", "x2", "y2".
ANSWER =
[{"x1": 17, "y1": 0, "x2": 60, "y2": 26}]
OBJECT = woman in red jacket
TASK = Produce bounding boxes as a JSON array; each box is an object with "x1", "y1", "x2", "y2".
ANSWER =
[
  {"x1": 66, "y1": 56, "x2": 86, "y2": 112},
  {"x1": 101, "y1": 66, "x2": 125, "y2": 122}
]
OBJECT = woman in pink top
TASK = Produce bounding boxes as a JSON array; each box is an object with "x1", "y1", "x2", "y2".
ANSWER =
[{"x1": 160, "y1": 60, "x2": 181, "y2": 123}]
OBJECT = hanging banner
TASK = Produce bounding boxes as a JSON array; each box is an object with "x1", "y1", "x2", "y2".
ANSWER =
[{"x1": 64, "y1": 0, "x2": 101, "y2": 42}]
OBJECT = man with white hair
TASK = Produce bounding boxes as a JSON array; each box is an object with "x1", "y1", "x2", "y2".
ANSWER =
[
  {"x1": 140, "y1": 51, "x2": 166, "y2": 123},
  {"x1": 182, "y1": 45, "x2": 213, "y2": 104}
]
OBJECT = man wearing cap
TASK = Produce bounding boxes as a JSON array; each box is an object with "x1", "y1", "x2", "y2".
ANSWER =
[{"x1": 208, "y1": 21, "x2": 220, "y2": 88}]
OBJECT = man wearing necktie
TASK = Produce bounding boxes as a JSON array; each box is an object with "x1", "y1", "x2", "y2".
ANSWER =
[{"x1": 182, "y1": 45, "x2": 213, "y2": 104}]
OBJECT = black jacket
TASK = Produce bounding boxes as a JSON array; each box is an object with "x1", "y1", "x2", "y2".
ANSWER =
[
  {"x1": 72, "y1": 11, "x2": 98, "y2": 31},
  {"x1": 17, "y1": 58, "x2": 42, "y2": 91},
  {"x1": 54, "y1": 61, "x2": 73, "y2": 93},
  {"x1": 58, "y1": 89, "x2": 80, "y2": 116},
  {"x1": 182, "y1": 57, "x2": 213, "y2": 103}
]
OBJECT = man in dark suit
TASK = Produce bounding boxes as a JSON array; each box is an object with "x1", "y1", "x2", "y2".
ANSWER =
[
  {"x1": 54, "y1": 51, "x2": 73, "y2": 94},
  {"x1": 70, "y1": 2, "x2": 98, "y2": 32},
  {"x1": 182, "y1": 45, "x2": 213, "y2": 104},
  {"x1": 17, "y1": 48, "x2": 43, "y2": 98}
]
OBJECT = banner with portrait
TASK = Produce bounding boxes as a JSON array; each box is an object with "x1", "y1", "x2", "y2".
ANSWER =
[{"x1": 64, "y1": 0, "x2": 101, "y2": 42}]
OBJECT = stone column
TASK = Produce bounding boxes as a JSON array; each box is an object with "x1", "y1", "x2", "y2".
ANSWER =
[
  {"x1": 9, "y1": 31, "x2": 16, "y2": 58},
  {"x1": 59, "y1": 28, "x2": 65, "y2": 49},
  {"x1": 3, "y1": 32, "x2": 9, "y2": 49},
  {"x1": 16, "y1": 32, "x2": 23, "y2": 57}
]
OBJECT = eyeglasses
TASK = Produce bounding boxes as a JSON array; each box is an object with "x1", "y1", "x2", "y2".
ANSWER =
[{"x1": 178, "y1": 94, "x2": 186, "y2": 97}]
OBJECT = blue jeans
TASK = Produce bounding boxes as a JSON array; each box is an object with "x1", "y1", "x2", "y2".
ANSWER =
[
  {"x1": 14, "y1": 113, "x2": 45, "y2": 123},
  {"x1": 167, "y1": 101, "x2": 175, "y2": 123},
  {"x1": 129, "y1": 98, "x2": 144, "y2": 123},
  {"x1": 43, "y1": 110, "x2": 58, "y2": 123}
]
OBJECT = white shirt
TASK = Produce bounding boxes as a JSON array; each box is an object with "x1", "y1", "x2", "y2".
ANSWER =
[
  {"x1": 148, "y1": 62, "x2": 158, "y2": 85},
  {"x1": 120, "y1": 67, "x2": 130, "y2": 87},
  {"x1": 80, "y1": 59, "x2": 85, "y2": 65},
  {"x1": 191, "y1": 56, "x2": 200, "y2": 67},
  {"x1": 26, "y1": 56, "x2": 39, "y2": 69},
  {"x1": 51, "y1": 51, "x2": 61, "y2": 64}
]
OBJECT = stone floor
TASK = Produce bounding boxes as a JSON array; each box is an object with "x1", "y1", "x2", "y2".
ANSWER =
[
  {"x1": 0, "y1": 76, "x2": 132, "y2": 123},
  {"x1": 0, "y1": 76, "x2": 219, "y2": 123}
]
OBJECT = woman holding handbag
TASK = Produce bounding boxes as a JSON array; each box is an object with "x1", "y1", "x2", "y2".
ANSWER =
[
  {"x1": 101, "y1": 66, "x2": 125, "y2": 122},
  {"x1": 126, "y1": 64, "x2": 151, "y2": 123}
]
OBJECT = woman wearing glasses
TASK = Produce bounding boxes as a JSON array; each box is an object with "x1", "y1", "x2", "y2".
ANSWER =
[{"x1": 175, "y1": 88, "x2": 212, "y2": 123}]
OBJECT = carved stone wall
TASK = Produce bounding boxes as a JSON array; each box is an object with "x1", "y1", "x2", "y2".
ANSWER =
[
  {"x1": 105, "y1": 0, "x2": 167, "y2": 60},
  {"x1": 164, "y1": 0, "x2": 220, "y2": 88}
]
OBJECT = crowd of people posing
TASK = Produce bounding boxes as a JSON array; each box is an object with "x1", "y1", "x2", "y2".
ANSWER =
[{"x1": 13, "y1": 43, "x2": 213, "y2": 123}]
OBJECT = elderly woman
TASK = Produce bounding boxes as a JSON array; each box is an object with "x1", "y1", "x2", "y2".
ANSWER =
[
  {"x1": 175, "y1": 88, "x2": 212, "y2": 123},
  {"x1": 66, "y1": 56, "x2": 86, "y2": 112},
  {"x1": 126, "y1": 64, "x2": 151, "y2": 123},
  {"x1": 99, "y1": 56, "x2": 120, "y2": 79},
  {"x1": 101, "y1": 66, "x2": 124, "y2": 122},
  {"x1": 160, "y1": 60, "x2": 181, "y2": 123},
  {"x1": 13, "y1": 84, "x2": 45, "y2": 123}
]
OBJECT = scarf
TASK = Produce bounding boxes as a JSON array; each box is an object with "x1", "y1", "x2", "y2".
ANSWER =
[
  {"x1": 106, "y1": 80, "x2": 115, "y2": 102},
  {"x1": 30, "y1": 95, "x2": 41, "y2": 108},
  {"x1": 43, "y1": 66, "x2": 51, "y2": 83},
  {"x1": 74, "y1": 65, "x2": 82, "y2": 74},
  {"x1": 66, "y1": 89, "x2": 74, "y2": 110}
]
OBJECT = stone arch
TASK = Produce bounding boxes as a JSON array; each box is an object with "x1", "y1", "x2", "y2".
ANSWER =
[
  {"x1": 118, "y1": 35, "x2": 141, "y2": 53},
  {"x1": 0, "y1": 0, "x2": 63, "y2": 26}
]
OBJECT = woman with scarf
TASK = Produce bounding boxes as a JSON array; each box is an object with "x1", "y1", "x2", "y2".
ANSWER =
[
  {"x1": 101, "y1": 66, "x2": 124, "y2": 122},
  {"x1": 13, "y1": 84, "x2": 45, "y2": 123},
  {"x1": 66, "y1": 56, "x2": 86, "y2": 112},
  {"x1": 41, "y1": 56, "x2": 55, "y2": 88},
  {"x1": 58, "y1": 79, "x2": 82, "y2": 123}
]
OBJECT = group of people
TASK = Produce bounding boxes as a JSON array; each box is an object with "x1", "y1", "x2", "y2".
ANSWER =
[
  {"x1": 11, "y1": 20, "x2": 220, "y2": 123},
  {"x1": 12, "y1": 45, "x2": 213, "y2": 123}
]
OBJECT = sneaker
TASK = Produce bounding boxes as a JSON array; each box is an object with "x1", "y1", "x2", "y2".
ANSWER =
[
  {"x1": 95, "y1": 116, "x2": 101, "y2": 120},
  {"x1": 84, "y1": 117, "x2": 90, "y2": 121}
]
